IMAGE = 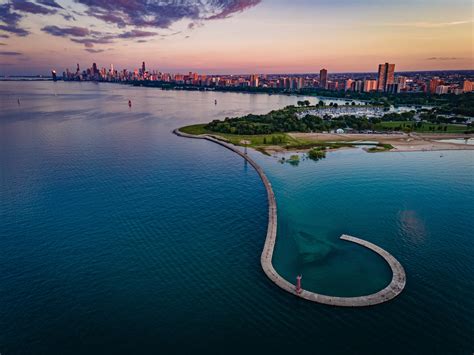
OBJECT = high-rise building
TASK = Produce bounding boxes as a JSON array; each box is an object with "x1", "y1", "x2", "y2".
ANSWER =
[
  {"x1": 429, "y1": 78, "x2": 442, "y2": 94},
  {"x1": 354, "y1": 80, "x2": 364, "y2": 92},
  {"x1": 435, "y1": 85, "x2": 449, "y2": 95},
  {"x1": 462, "y1": 80, "x2": 473, "y2": 92},
  {"x1": 363, "y1": 79, "x2": 377, "y2": 92},
  {"x1": 345, "y1": 79, "x2": 354, "y2": 91},
  {"x1": 142, "y1": 61, "x2": 146, "y2": 73},
  {"x1": 377, "y1": 63, "x2": 395, "y2": 92},
  {"x1": 319, "y1": 69, "x2": 328, "y2": 89},
  {"x1": 250, "y1": 74, "x2": 259, "y2": 88},
  {"x1": 296, "y1": 77, "x2": 304, "y2": 90},
  {"x1": 397, "y1": 76, "x2": 407, "y2": 90}
]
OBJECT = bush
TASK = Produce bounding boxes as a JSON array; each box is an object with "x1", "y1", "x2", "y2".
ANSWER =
[{"x1": 308, "y1": 148, "x2": 326, "y2": 161}]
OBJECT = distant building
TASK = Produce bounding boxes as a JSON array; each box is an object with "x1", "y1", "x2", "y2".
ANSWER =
[
  {"x1": 327, "y1": 81, "x2": 338, "y2": 91},
  {"x1": 377, "y1": 63, "x2": 395, "y2": 92},
  {"x1": 51, "y1": 70, "x2": 57, "y2": 81},
  {"x1": 435, "y1": 85, "x2": 449, "y2": 95},
  {"x1": 363, "y1": 79, "x2": 377, "y2": 92},
  {"x1": 386, "y1": 83, "x2": 400, "y2": 94},
  {"x1": 463, "y1": 80, "x2": 473, "y2": 92},
  {"x1": 319, "y1": 68, "x2": 328, "y2": 89},
  {"x1": 354, "y1": 80, "x2": 364, "y2": 92},
  {"x1": 345, "y1": 79, "x2": 354, "y2": 91},
  {"x1": 297, "y1": 77, "x2": 304, "y2": 90},
  {"x1": 250, "y1": 74, "x2": 259, "y2": 88},
  {"x1": 429, "y1": 78, "x2": 442, "y2": 94},
  {"x1": 397, "y1": 76, "x2": 407, "y2": 90}
]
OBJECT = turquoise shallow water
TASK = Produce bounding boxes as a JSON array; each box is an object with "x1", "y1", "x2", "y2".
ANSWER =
[{"x1": 1, "y1": 82, "x2": 473, "y2": 354}]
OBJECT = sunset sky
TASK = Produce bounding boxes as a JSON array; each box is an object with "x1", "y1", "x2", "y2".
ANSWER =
[{"x1": 0, "y1": 0, "x2": 473, "y2": 75}]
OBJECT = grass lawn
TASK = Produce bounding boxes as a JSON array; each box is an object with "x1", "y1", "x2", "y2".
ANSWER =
[
  {"x1": 179, "y1": 124, "x2": 300, "y2": 147},
  {"x1": 179, "y1": 124, "x2": 364, "y2": 154}
]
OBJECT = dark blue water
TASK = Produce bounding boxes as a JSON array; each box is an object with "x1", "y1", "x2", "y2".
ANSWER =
[{"x1": 1, "y1": 82, "x2": 473, "y2": 354}]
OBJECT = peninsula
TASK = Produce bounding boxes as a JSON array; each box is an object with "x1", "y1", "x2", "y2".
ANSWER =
[{"x1": 180, "y1": 102, "x2": 473, "y2": 155}]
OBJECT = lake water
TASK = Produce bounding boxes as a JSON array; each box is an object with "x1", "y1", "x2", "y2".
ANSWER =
[{"x1": 1, "y1": 82, "x2": 473, "y2": 354}]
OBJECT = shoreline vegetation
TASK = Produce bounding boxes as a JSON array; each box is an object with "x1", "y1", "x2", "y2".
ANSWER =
[{"x1": 179, "y1": 102, "x2": 473, "y2": 155}]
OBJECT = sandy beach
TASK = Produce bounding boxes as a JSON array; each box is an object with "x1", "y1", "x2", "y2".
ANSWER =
[{"x1": 288, "y1": 132, "x2": 474, "y2": 152}]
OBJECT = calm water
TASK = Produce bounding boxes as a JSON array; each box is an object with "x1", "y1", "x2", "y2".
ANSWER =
[{"x1": 1, "y1": 82, "x2": 473, "y2": 354}]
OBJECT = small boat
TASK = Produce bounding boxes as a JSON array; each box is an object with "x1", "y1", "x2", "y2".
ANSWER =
[{"x1": 128, "y1": 100, "x2": 132, "y2": 108}]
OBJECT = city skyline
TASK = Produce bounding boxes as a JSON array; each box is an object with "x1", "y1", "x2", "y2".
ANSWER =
[
  {"x1": 0, "y1": 0, "x2": 473, "y2": 75},
  {"x1": 58, "y1": 59, "x2": 473, "y2": 96}
]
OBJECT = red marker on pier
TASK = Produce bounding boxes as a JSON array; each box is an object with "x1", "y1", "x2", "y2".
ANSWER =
[{"x1": 296, "y1": 275, "x2": 302, "y2": 294}]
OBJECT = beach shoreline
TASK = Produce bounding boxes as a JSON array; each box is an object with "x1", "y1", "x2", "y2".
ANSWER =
[{"x1": 288, "y1": 132, "x2": 474, "y2": 153}]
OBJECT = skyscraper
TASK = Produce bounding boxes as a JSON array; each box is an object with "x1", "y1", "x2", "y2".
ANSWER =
[
  {"x1": 250, "y1": 74, "x2": 259, "y2": 88},
  {"x1": 319, "y1": 68, "x2": 328, "y2": 89},
  {"x1": 142, "y1": 61, "x2": 146, "y2": 73},
  {"x1": 377, "y1": 63, "x2": 395, "y2": 92}
]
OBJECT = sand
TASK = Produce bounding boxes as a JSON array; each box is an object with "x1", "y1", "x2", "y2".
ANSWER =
[{"x1": 288, "y1": 132, "x2": 474, "y2": 152}]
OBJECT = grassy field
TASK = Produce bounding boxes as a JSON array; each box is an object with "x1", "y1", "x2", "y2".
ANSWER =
[
  {"x1": 179, "y1": 124, "x2": 299, "y2": 147},
  {"x1": 374, "y1": 121, "x2": 469, "y2": 133},
  {"x1": 179, "y1": 124, "x2": 363, "y2": 155}
]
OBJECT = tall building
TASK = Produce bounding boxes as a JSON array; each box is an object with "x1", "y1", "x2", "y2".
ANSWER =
[
  {"x1": 377, "y1": 63, "x2": 395, "y2": 92},
  {"x1": 462, "y1": 80, "x2": 473, "y2": 92},
  {"x1": 142, "y1": 61, "x2": 146, "y2": 73},
  {"x1": 397, "y1": 76, "x2": 407, "y2": 90},
  {"x1": 429, "y1": 78, "x2": 441, "y2": 94},
  {"x1": 435, "y1": 85, "x2": 449, "y2": 95},
  {"x1": 345, "y1": 79, "x2": 354, "y2": 91},
  {"x1": 296, "y1": 77, "x2": 304, "y2": 90},
  {"x1": 363, "y1": 79, "x2": 377, "y2": 92},
  {"x1": 319, "y1": 68, "x2": 328, "y2": 89},
  {"x1": 250, "y1": 74, "x2": 259, "y2": 88},
  {"x1": 354, "y1": 80, "x2": 364, "y2": 92}
]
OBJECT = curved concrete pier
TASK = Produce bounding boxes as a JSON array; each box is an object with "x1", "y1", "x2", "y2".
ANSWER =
[{"x1": 174, "y1": 128, "x2": 406, "y2": 307}]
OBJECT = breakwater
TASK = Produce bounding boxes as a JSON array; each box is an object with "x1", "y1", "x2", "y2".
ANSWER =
[{"x1": 173, "y1": 128, "x2": 406, "y2": 306}]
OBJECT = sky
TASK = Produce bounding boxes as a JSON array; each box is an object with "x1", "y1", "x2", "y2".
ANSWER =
[{"x1": 0, "y1": 0, "x2": 473, "y2": 75}]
